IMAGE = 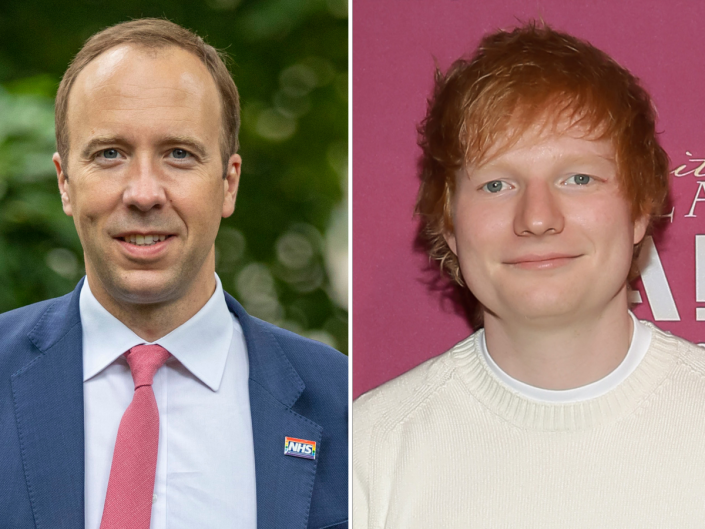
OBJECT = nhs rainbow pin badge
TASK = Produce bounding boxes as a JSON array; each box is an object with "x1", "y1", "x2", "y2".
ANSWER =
[{"x1": 284, "y1": 436, "x2": 316, "y2": 460}]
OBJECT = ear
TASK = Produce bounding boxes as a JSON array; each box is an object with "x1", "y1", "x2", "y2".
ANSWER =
[
  {"x1": 443, "y1": 230, "x2": 459, "y2": 256},
  {"x1": 633, "y1": 213, "x2": 649, "y2": 245},
  {"x1": 53, "y1": 152, "x2": 73, "y2": 217},
  {"x1": 222, "y1": 153, "x2": 242, "y2": 218}
]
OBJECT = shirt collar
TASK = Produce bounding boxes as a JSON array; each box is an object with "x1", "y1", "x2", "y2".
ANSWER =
[
  {"x1": 81, "y1": 274, "x2": 234, "y2": 391},
  {"x1": 479, "y1": 311, "x2": 652, "y2": 403}
]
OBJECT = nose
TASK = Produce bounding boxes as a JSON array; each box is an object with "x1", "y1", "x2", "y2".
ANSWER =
[
  {"x1": 122, "y1": 158, "x2": 167, "y2": 211},
  {"x1": 513, "y1": 181, "x2": 565, "y2": 236}
]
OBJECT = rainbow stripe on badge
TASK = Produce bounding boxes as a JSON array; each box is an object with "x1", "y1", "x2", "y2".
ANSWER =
[{"x1": 284, "y1": 436, "x2": 316, "y2": 460}]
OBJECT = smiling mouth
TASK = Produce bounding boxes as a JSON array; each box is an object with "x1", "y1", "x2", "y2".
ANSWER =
[
  {"x1": 505, "y1": 254, "x2": 581, "y2": 268},
  {"x1": 121, "y1": 234, "x2": 172, "y2": 246}
]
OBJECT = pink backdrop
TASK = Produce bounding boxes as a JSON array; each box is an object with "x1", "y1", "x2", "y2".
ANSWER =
[{"x1": 353, "y1": 0, "x2": 705, "y2": 398}]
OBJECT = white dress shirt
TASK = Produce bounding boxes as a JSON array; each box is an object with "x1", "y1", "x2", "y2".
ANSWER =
[
  {"x1": 480, "y1": 311, "x2": 652, "y2": 402},
  {"x1": 81, "y1": 274, "x2": 256, "y2": 529}
]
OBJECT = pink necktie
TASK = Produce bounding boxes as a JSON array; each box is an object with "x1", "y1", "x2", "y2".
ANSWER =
[{"x1": 100, "y1": 344, "x2": 171, "y2": 529}]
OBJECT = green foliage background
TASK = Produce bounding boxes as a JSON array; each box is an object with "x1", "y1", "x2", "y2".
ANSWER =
[{"x1": 0, "y1": 0, "x2": 348, "y2": 353}]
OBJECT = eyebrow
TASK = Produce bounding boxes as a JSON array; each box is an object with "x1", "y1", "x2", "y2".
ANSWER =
[
  {"x1": 79, "y1": 135, "x2": 210, "y2": 160},
  {"x1": 162, "y1": 135, "x2": 209, "y2": 159},
  {"x1": 79, "y1": 136, "x2": 125, "y2": 160},
  {"x1": 475, "y1": 151, "x2": 616, "y2": 173}
]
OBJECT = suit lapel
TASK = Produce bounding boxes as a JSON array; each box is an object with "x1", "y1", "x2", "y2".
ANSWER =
[
  {"x1": 9, "y1": 283, "x2": 323, "y2": 528},
  {"x1": 226, "y1": 294, "x2": 321, "y2": 529},
  {"x1": 11, "y1": 281, "x2": 85, "y2": 528}
]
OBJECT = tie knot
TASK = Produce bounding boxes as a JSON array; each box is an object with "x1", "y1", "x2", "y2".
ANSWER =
[{"x1": 124, "y1": 344, "x2": 171, "y2": 389}]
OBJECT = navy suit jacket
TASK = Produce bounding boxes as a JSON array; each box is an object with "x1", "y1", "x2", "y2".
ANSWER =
[{"x1": 0, "y1": 279, "x2": 348, "y2": 529}]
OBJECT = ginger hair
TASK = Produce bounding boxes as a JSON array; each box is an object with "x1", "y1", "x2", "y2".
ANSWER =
[{"x1": 416, "y1": 22, "x2": 669, "y2": 288}]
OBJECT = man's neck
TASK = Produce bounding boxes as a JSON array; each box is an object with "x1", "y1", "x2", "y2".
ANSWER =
[
  {"x1": 483, "y1": 294, "x2": 634, "y2": 390},
  {"x1": 86, "y1": 267, "x2": 217, "y2": 343}
]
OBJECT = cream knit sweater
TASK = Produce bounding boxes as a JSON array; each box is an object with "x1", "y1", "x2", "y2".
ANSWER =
[{"x1": 353, "y1": 322, "x2": 705, "y2": 528}]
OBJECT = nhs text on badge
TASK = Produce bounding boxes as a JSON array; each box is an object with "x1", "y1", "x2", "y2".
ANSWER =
[{"x1": 284, "y1": 436, "x2": 316, "y2": 460}]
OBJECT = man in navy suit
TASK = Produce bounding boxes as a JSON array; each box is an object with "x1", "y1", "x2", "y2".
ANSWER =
[{"x1": 0, "y1": 18, "x2": 347, "y2": 529}]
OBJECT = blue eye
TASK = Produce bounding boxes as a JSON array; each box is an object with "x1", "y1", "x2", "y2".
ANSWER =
[
  {"x1": 482, "y1": 180, "x2": 506, "y2": 193},
  {"x1": 102, "y1": 149, "x2": 119, "y2": 159},
  {"x1": 172, "y1": 148, "x2": 190, "y2": 159},
  {"x1": 566, "y1": 174, "x2": 592, "y2": 185}
]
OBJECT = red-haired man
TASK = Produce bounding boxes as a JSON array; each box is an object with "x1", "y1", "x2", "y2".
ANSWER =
[{"x1": 354, "y1": 23, "x2": 705, "y2": 527}]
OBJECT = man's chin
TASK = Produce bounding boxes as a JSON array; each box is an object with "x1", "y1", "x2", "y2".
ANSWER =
[
  {"x1": 493, "y1": 292, "x2": 589, "y2": 326},
  {"x1": 99, "y1": 270, "x2": 188, "y2": 306}
]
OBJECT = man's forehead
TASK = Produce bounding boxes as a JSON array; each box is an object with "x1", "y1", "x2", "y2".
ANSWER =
[
  {"x1": 67, "y1": 43, "x2": 217, "y2": 116},
  {"x1": 469, "y1": 109, "x2": 613, "y2": 170},
  {"x1": 80, "y1": 45, "x2": 133, "y2": 90},
  {"x1": 69, "y1": 43, "x2": 215, "y2": 109},
  {"x1": 64, "y1": 43, "x2": 222, "y2": 157}
]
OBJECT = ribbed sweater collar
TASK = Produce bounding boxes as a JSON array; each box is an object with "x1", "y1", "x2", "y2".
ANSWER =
[{"x1": 449, "y1": 322, "x2": 678, "y2": 431}]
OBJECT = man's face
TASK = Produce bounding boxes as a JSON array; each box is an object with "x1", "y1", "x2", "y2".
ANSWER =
[
  {"x1": 55, "y1": 44, "x2": 240, "y2": 307},
  {"x1": 445, "y1": 123, "x2": 648, "y2": 325}
]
